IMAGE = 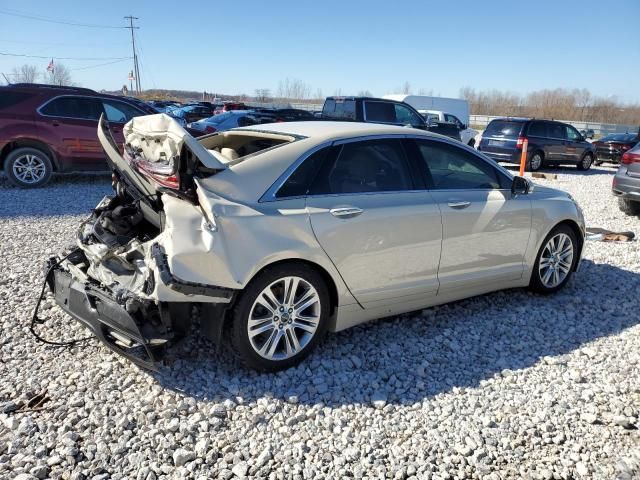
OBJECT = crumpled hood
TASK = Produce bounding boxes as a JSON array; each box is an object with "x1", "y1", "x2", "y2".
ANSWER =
[{"x1": 124, "y1": 114, "x2": 227, "y2": 170}]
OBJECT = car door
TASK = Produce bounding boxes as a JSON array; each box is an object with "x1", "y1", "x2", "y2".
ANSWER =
[
  {"x1": 546, "y1": 121, "x2": 569, "y2": 163},
  {"x1": 564, "y1": 124, "x2": 586, "y2": 163},
  {"x1": 411, "y1": 138, "x2": 532, "y2": 292},
  {"x1": 305, "y1": 137, "x2": 442, "y2": 305},
  {"x1": 37, "y1": 95, "x2": 105, "y2": 171}
]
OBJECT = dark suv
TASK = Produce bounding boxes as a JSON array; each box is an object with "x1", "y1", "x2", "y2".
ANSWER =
[
  {"x1": 321, "y1": 96, "x2": 462, "y2": 141},
  {"x1": 478, "y1": 118, "x2": 596, "y2": 171},
  {"x1": 0, "y1": 83, "x2": 154, "y2": 187}
]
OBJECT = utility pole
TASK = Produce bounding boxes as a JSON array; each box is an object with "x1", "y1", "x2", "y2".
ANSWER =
[{"x1": 124, "y1": 15, "x2": 141, "y2": 94}]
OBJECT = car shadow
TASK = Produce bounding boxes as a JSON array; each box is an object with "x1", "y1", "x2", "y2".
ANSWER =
[
  {"x1": 0, "y1": 174, "x2": 111, "y2": 218},
  {"x1": 153, "y1": 258, "x2": 640, "y2": 406}
]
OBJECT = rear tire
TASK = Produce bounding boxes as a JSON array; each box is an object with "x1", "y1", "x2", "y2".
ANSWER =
[
  {"x1": 230, "y1": 264, "x2": 330, "y2": 371},
  {"x1": 528, "y1": 152, "x2": 543, "y2": 171},
  {"x1": 577, "y1": 153, "x2": 593, "y2": 171},
  {"x1": 467, "y1": 139, "x2": 475, "y2": 148},
  {"x1": 618, "y1": 197, "x2": 640, "y2": 216},
  {"x1": 529, "y1": 224, "x2": 578, "y2": 294},
  {"x1": 4, "y1": 147, "x2": 53, "y2": 188}
]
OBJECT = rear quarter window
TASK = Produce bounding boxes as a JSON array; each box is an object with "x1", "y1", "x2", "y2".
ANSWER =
[
  {"x1": 323, "y1": 99, "x2": 356, "y2": 120},
  {"x1": 484, "y1": 120, "x2": 523, "y2": 138}
]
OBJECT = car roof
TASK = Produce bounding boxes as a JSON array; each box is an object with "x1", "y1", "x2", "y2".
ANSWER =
[{"x1": 238, "y1": 121, "x2": 434, "y2": 141}]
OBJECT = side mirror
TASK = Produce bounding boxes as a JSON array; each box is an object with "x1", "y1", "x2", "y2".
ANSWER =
[{"x1": 511, "y1": 176, "x2": 530, "y2": 195}]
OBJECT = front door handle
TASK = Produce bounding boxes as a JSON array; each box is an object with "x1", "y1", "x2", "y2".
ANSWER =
[
  {"x1": 330, "y1": 207, "x2": 364, "y2": 218},
  {"x1": 447, "y1": 201, "x2": 471, "y2": 209}
]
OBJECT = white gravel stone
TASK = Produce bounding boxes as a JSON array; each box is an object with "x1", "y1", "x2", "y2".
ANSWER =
[{"x1": 1, "y1": 169, "x2": 639, "y2": 479}]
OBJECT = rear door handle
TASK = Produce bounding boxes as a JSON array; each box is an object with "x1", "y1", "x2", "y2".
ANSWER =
[
  {"x1": 447, "y1": 201, "x2": 471, "y2": 209},
  {"x1": 330, "y1": 207, "x2": 364, "y2": 218}
]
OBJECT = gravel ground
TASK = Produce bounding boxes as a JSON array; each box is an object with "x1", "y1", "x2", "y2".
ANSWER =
[{"x1": 0, "y1": 167, "x2": 639, "y2": 480}]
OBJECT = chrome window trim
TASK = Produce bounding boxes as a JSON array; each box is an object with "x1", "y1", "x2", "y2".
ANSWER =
[
  {"x1": 259, "y1": 133, "x2": 515, "y2": 203},
  {"x1": 37, "y1": 94, "x2": 145, "y2": 122}
]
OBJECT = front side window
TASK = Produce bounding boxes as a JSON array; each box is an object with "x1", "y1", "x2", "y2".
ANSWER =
[
  {"x1": 40, "y1": 96, "x2": 103, "y2": 121},
  {"x1": 416, "y1": 140, "x2": 504, "y2": 190},
  {"x1": 364, "y1": 101, "x2": 397, "y2": 123},
  {"x1": 394, "y1": 104, "x2": 423, "y2": 126},
  {"x1": 444, "y1": 114, "x2": 463, "y2": 128},
  {"x1": 566, "y1": 125, "x2": 581, "y2": 141},
  {"x1": 102, "y1": 100, "x2": 144, "y2": 123},
  {"x1": 309, "y1": 139, "x2": 414, "y2": 194}
]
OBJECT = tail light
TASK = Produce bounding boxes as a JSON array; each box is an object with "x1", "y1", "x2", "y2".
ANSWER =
[
  {"x1": 516, "y1": 136, "x2": 527, "y2": 149},
  {"x1": 621, "y1": 151, "x2": 640, "y2": 165},
  {"x1": 205, "y1": 126, "x2": 217, "y2": 133},
  {"x1": 132, "y1": 158, "x2": 180, "y2": 189}
]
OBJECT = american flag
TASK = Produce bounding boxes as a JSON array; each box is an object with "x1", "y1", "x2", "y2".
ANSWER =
[{"x1": 46, "y1": 59, "x2": 54, "y2": 73}]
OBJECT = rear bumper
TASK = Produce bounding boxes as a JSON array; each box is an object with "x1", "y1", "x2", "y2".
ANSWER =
[
  {"x1": 479, "y1": 149, "x2": 520, "y2": 164},
  {"x1": 50, "y1": 260, "x2": 170, "y2": 369},
  {"x1": 612, "y1": 169, "x2": 640, "y2": 200}
]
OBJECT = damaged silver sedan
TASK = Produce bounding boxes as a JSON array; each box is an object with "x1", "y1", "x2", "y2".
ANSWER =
[{"x1": 45, "y1": 114, "x2": 586, "y2": 371}]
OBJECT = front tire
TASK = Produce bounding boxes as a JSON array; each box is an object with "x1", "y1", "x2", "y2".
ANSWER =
[
  {"x1": 230, "y1": 264, "x2": 330, "y2": 371},
  {"x1": 577, "y1": 153, "x2": 593, "y2": 171},
  {"x1": 529, "y1": 225, "x2": 578, "y2": 294},
  {"x1": 4, "y1": 147, "x2": 53, "y2": 187},
  {"x1": 618, "y1": 197, "x2": 640, "y2": 216}
]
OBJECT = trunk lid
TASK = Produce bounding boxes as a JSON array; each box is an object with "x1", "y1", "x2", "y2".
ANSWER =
[{"x1": 98, "y1": 113, "x2": 228, "y2": 198}]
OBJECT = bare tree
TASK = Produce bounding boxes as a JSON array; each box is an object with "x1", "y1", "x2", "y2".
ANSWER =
[
  {"x1": 401, "y1": 81, "x2": 412, "y2": 95},
  {"x1": 276, "y1": 78, "x2": 311, "y2": 100},
  {"x1": 49, "y1": 63, "x2": 74, "y2": 86},
  {"x1": 11, "y1": 64, "x2": 39, "y2": 83},
  {"x1": 254, "y1": 88, "x2": 271, "y2": 102},
  {"x1": 314, "y1": 88, "x2": 324, "y2": 101},
  {"x1": 357, "y1": 90, "x2": 373, "y2": 97}
]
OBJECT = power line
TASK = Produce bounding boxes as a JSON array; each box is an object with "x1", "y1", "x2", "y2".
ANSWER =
[
  {"x1": 71, "y1": 58, "x2": 130, "y2": 71},
  {"x1": 0, "y1": 52, "x2": 131, "y2": 61},
  {"x1": 0, "y1": 8, "x2": 126, "y2": 29}
]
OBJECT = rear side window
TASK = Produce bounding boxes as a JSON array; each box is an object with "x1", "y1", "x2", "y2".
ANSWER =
[
  {"x1": 527, "y1": 121, "x2": 549, "y2": 137},
  {"x1": 394, "y1": 104, "x2": 424, "y2": 126},
  {"x1": 40, "y1": 96, "x2": 103, "y2": 120},
  {"x1": 0, "y1": 91, "x2": 34, "y2": 110},
  {"x1": 276, "y1": 147, "x2": 331, "y2": 198},
  {"x1": 416, "y1": 140, "x2": 506, "y2": 190},
  {"x1": 309, "y1": 139, "x2": 414, "y2": 194},
  {"x1": 484, "y1": 120, "x2": 523, "y2": 138}
]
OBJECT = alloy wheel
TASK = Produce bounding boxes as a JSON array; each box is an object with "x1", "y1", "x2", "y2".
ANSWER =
[
  {"x1": 12, "y1": 154, "x2": 47, "y2": 185},
  {"x1": 538, "y1": 233, "x2": 574, "y2": 288},
  {"x1": 530, "y1": 154, "x2": 542, "y2": 171},
  {"x1": 247, "y1": 276, "x2": 321, "y2": 361}
]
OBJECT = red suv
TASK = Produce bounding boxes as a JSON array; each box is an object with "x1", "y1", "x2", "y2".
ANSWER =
[{"x1": 0, "y1": 83, "x2": 154, "y2": 187}]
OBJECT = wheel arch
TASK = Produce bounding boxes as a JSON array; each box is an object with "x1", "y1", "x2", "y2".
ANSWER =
[
  {"x1": 551, "y1": 219, "x2": 584, "y2": 272},
  {"x1": 1, "y1": 139, "x2": 59, "y2": 171}
]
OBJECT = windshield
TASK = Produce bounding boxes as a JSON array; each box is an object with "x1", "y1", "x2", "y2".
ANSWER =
[
  {"x1": 484, "y1": 120, "x2": 524, "y2": 138},
  {"x1": 599, "y1": 133, "x2": 637, "y2": 142}
]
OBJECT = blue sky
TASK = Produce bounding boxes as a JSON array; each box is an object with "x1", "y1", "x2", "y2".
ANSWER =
[{"x1": 1, "y1": 0, "x2": 638, "y2": 102}]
